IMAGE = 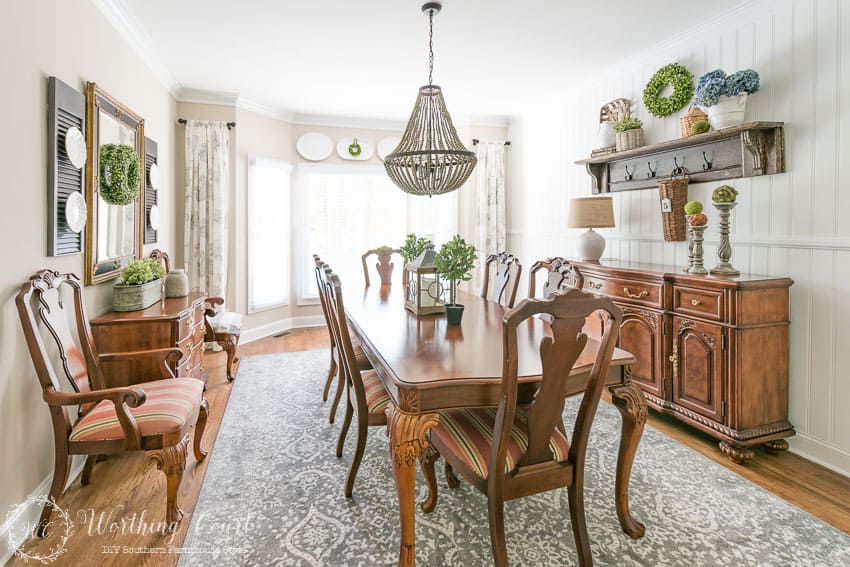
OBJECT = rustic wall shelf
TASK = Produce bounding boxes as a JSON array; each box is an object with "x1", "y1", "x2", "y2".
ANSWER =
[{"x1": 576, "y1": 121, "x2": 785, "y2": 194}]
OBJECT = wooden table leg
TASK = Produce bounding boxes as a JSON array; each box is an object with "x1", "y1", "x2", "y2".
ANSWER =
[
  {"x1": 386, "y1": 404, "x2": 439, "y2": 567},
  {"x1": 609, "y1": 381, "x2": 647, "y2": 539}
]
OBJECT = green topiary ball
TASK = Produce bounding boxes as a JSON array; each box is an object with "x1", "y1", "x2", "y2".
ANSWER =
[
  {"x1": 684, "y1": 200, "x2": 704, "y2": 215},
  {"x1": 690, "y1": 120, "x2": 710, "y2": 135},
  {"x1": 712, "y1": 185, "x2": 739, "y2": 203}
]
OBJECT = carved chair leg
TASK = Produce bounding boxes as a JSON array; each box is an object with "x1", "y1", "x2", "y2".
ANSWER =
[
  {"x1": 568, "y1": 482, "x2": 593, "y2": 567},
  {"x1": 194, "y1": 398, "x2": 210, "y2": 462},
  {"x1": 336, "y1": 397, "x2": 354, "y2": 458},
  {"x1": 487, "y1": 495, "x2": 509, "y2": 567},
  {"x1": 147, "y1": 434, "x2": 189, "y2": 527},
  {"x1": 221, "y1": 335, "x2": 240, "y2": 381},
  {"x1": 419, "y1": 445, "x2": 439, "y2": 513},
  {"x1": 344, "y1": 415, "x2": 369, "y2": 498},
  {"x1": 37, "y1": 453, "x2": 71, "y2": 537},
  {"x1": 328, "y1": 357, "x2": 345, "y2": 424},
  {"x1": 445, "y1": 460, "x2": 461, "y2": 489},
  {"x1": 322, "y1": 346, "x2": 338, "y2": 402},
  {"x1": 81, "y1": 454, "x2": 98, "y2": 486}
]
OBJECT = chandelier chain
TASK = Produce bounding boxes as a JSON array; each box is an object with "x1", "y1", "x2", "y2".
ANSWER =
[{"x1": 428, "y1": 10, "x2": 434, "y2": 85}]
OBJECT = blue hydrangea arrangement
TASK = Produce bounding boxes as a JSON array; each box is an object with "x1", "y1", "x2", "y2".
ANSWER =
[{"x1": 695, "y1": 69, "x2": 760, "y2": 106}]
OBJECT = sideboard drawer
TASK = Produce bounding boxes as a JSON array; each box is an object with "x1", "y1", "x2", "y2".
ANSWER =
[
  {"x1": 177, "y1": 313, "x2": 194, "y2": 341},
  {"x1": 673, "y1": 285, "x2": 724, "y2": 322},
  {"x1": 583, "y1": 274, "x2": 663, "y2": 309}
]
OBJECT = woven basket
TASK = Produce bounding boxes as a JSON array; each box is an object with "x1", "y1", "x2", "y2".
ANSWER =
[
  {"x1": 615, "y1": 128, "x2": 644, "y2": 151},
  {"x1": 658, "y1": 176, "x2": 689, "y2": 241},
  {"x1": 680, "y1": 105, "x2": 708, "y2": 137}
]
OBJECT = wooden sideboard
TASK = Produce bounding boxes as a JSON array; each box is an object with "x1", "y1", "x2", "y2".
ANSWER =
[
  {"x1": 573, "y1": 259, "x2": 794, "y2": 462},
  {"x1": 91, "y1": 292, "x2": 208, "y2": 386}
]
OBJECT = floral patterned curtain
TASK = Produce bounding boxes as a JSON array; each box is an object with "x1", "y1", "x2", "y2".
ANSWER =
[
  {"x1": 184, "y1": 121, "x2": 229, "y2": 299},
  {"x1": 472, "y1": 141, "x2": 507, "y2": 291}
]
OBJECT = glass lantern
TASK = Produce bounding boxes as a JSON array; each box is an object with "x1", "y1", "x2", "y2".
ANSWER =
[{"x1": 405, "y1": 244, "x2": 445, "y2": 316}]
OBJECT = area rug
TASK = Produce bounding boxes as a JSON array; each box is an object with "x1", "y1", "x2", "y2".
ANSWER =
[{"x1": 179, "y1": 350, "x2": 850, "y2": 566}]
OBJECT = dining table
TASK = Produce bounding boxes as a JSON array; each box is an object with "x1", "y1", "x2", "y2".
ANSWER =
[{"x1": 345, "y1": 284, "x2": 648, "y2": 566}]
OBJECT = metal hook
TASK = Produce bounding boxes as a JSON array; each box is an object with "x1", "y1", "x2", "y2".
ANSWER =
[
  {"x1": 624, "y1": 165, "x2": 634, "y2": 181},
  {"x1": 702, "y1": 151, "x2": 713, "y2": 170},
  {"x1": 646, "y1": 161, "x2": 656, "y2": 179},
  {"x1": 672, "y1": 157, "x2": 684, "y2": 176}
]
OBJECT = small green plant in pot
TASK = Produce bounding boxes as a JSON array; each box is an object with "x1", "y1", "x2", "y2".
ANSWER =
[
  {"x1": 113, "y1": 258, "x2": 165, "y2": 312},
  {"x1": 434, "y1": 235, "x2": 477, "y2": 325},
  {"x1": 399, "y1": 233, "x2": 431, "y2": 286}
]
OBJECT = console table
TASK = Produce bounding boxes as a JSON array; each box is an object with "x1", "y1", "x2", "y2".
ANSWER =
[
  {"x1": 91, "y1": 292, "x2": 208, "y2": 386},
  {"x1": 573, "y1": 259, "x2": 794, "y2": 462}
]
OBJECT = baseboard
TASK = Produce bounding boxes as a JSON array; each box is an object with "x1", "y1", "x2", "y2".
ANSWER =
[
  {"x1": 0, "y1": 457, "x2": 85, "y2": 564},
  {"x1": 789, "y1": 434, "x2": 850, "y2": 479},
  {"x1": 239, "y1": 316, "x2": 325, "y2": 345}
]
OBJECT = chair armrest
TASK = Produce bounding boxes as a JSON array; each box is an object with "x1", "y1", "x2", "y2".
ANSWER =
[
  {"x1": 44, "y1": 386, "x2": 146, "y2": 450},
  {"x1": 99, "y1": 348, "x2": 184, "y2": 380},
  {"x1": 205, "y1": 296, "x2": 224, "y2": 319}
]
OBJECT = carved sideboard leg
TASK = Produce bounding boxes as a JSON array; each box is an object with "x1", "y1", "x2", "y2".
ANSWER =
[
  {"x1": 719, "y1": 441, "x2": 755, "y2": 463},
  {"x1": 609, "y1": 381, "x2": 647, "y2": 539},
  {"x1": 385, "y1": 405, "x2": 439, "y2": 567},
  {"x1": 763, "y1": 439, "x2": 790, "y2": 453},
  {"x1": 419, "y1": 445, "x2": 439, "y2": 513},
  {"x1": 147, "y1": 434, "x2": 189, "y2": 527}
]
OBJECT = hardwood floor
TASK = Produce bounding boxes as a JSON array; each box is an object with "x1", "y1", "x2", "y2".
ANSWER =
[{"x1": 9, "y1": 326, "x2": 850, "y2": 565}]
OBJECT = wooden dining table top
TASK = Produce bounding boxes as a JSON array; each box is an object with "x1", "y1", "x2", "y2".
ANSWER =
[{"x1": 345, "y1": 284, "x2": 636, "y2": 413}]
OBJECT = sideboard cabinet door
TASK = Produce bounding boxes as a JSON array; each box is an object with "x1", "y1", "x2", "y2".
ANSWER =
[
  {"x1": 672, "y1": 317, "x2": 724, "y2": 423},
  {"x1": 619, "y1": 306, "x2": 665, "y2": 400}
]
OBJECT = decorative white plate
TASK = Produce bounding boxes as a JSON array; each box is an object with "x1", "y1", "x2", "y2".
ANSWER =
[
  {"x1": 336, "y1": 137, "x2": 374, "y2": 161},
  {"x1": 65, "y1": 191, "x2": 87, "y2": 233},
  {"x1": 64, "y1": 126, "x2": 87, "y2": 169},
  {"x1": 377, "y1": 136, "x2": 401, "y2": 161},
  {"x1": 149, "y1": 204, "x2": 160, "y2": 230},
  {"x1": 148, "y1": 163, "x2": 160, "y2": 189},
  {"x1": 296, "y1": 133, "x2": 334, "y2": 161}
]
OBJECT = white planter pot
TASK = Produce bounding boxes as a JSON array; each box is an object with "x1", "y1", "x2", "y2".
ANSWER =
[
  {"x1": 597, "y1": 121, "x2": 616, "y2": 148},
  {"x1": 704, "y1": 93, "x2": 748, "y2": 130}
]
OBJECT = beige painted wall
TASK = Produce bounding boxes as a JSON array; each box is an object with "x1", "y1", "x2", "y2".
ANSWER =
[{"x1": 0, "y1": 0, "x2": 177, "y2": 548}]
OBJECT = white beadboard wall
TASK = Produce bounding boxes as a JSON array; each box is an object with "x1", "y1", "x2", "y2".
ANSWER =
[{"x1": 507, "y1": 0, "x2": 850, "y2": 476}]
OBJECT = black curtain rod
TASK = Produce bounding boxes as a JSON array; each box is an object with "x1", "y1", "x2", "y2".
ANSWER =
[
  {"x1": 472, "y1": 139, "x2": 511, "y2": 146},
  {"x1": 177, "y1": 118, "x2": 236, "y2": 129}
]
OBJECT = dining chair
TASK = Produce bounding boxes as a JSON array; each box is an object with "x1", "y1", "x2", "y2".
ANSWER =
[
  {"x1": 313, "y1": 255, "x2": 372, "y2": 423},
  {"x1": 527, "y1": 257, "x2": 584, "y2": 298},
  {"x1": 16, "y1": 270, "x2": 209, "y2": 534},
  {"x1": 481, "y1": 251, "x2": 523, "y2": 308},
  {"x1": 150, "y1": 249, "x2": 242, "y2": 381},
  {"x1": 421, "y1": 288, "x2": 622, "y2": 566},
  {"x1": 361, "y1": 247, "x2": 402, "y2": 286},
  {"x1": 322, "y1": 267, "x2": 393, "y2": 498}
]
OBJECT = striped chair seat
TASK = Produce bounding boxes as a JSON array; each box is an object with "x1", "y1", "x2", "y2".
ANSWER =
[
  {"x1": 69, "y1": 378, "x2": 203, "y2": 442},
  {"x1": 353, "y1": 342, "x2": 373, "y2": 370},
  {"x1": 361, "y1": 370, "x2": 391, "y2": 415},
  {"x1": 432, "y1": 406, "x2": 570, "y2": 479}
]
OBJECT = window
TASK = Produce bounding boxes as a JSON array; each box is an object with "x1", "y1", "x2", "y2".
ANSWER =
[
  {"x1": 294, "y1": 164, "x2": 458, "y2": 303},
  {"x1": 248, "y1": 156, "x2": 292, "y2": 312}
]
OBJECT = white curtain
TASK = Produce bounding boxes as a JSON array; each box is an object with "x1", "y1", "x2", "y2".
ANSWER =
[
  {"x1": 472, "y1": 141, "x2": 507, "y2": 290},
  {"x1": 184, "y1": 121, "x2": 229, "y2": 299}
]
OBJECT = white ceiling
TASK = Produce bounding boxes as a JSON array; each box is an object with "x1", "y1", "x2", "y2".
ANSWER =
[{"x1": 116, "y1": 0, "x2": 744, "y2": 122}]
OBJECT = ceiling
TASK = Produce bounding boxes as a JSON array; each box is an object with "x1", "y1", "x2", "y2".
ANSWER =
[{"x1": 117, "y1": 0, "x2": 744, "y2": 122}]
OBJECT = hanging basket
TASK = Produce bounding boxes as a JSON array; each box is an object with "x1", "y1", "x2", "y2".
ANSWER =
[
  {"x1": 679, "y1": 105, "x2": 708, "y2": 137},
  {"x1": 658, "y1": 175, "x2": 689, "y2": 241}
]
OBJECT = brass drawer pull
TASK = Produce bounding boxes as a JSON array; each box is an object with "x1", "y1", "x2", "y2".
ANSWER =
[
  {"x1": 588, "y1": 281, "x2": 603, "y2": 290},
  {"x1": 622, "y1": 287, "x2": 648, "y2": 299},
  {"x1": 691, "y1": 299, "x2": 702, "y2": 306}
]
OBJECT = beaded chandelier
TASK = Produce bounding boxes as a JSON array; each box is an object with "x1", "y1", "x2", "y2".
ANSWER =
[{"x1": 384, "y1": 2, "x2": 477, "y2": 197}]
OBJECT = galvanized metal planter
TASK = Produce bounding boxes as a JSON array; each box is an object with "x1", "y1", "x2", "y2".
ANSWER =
[{"x1": 113, "y1": 278, "x2": 162, "y2": 312}]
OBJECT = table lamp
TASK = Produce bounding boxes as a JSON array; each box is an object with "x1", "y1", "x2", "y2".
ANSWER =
[{"x1": 567, "y1": 196, "x2": 615, "y2": 261}]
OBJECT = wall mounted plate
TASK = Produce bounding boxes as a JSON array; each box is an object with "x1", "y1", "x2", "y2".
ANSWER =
[
  {"x1": 377, "y1": 136, "x2": 401, "y2": 161},
  {"x1": 337, "y1": 137, "x2": 374, "y2": 161},
  {"x1": 148, "y1": 204, "x2": 160, "y2": 230},
  {"x1": 65, "y1": 191, "x2": 87, "y2": 233},
  {"x1": 296, "y1": 132, "x2": 334, "y2": 161},
  {"x1": 148, "y1": 162, "x2": 160, "y2": 189},
  {"x1": 65, "y1": 126, "x2": 87, "y2": 169}
]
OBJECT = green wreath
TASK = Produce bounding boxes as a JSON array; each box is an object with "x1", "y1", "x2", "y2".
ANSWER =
[
  {"x1": 643, "y1": 63, "x2": 694, "y2": 118},
  {"x1": 99, "y1": 144, "x2": 140, "y2": 205},
  {"x1": 348, "y1": 139, "x2": 362, "y2": 156}
]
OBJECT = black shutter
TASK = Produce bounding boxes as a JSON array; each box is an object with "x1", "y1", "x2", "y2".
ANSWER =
[
  {"x1": 48, "y1": 77, "x2": 85, "y2": 256},
  {"x1": 144, "y1": 137, "x2": 158, "y2": 244}
]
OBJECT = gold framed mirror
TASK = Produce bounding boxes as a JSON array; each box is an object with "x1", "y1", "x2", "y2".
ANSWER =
[{"x1": 84, "y1": 82, "x2": 145, "y2": 285}]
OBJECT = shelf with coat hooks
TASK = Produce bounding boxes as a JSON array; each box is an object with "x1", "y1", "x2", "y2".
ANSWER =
[{"x1": 575, "y1": 121, "x2": 785, "y2": 194}]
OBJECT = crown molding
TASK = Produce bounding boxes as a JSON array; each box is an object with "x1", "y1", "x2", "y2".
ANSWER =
[
  {"x1": 90, "y1": 0, "x2": 182, "y2": 97},
  {"x1": 175, "y1": 87, "x2": 240, "y2": 107},
  {"x1": 291, "y1": 113, "x2": 405, "y2": 132},
  {"x1": 238, "y1": 97, "x2": 297, "y2": 123}
]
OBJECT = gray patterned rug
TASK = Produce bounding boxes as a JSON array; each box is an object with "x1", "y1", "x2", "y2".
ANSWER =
[{"x1": 179, "y1": 350, "x2": 850, "y2": 566}]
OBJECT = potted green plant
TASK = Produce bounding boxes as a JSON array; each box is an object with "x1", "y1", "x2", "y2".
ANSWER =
[
  {"x1": 434, "y1": 235, "x2": 477, "y2": 325},
  {"x1": 399, "y1": 233, "x2": 431, "y2": 285},
  {"x1": 695, "y1": 69, "x2": 760, "y2": 129},
  {"x1": 614, "y1": 117, "x2": 644, "y2": 151},
  {"x1": 113, "y1": 258, "x2": 165, "y2": 312}
]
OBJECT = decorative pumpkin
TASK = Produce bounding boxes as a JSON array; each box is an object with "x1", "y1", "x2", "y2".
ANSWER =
[
  {"x1": 688, "y1": 213, "x2": 708, "y2": 226},
  {"x1": 99, "y1": 144, "x2": 140, "y2": 206}
]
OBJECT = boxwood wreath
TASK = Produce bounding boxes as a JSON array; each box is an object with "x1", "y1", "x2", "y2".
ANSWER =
[
  {"x1": 99, "y1": 144, "x2": 141, "y2": 206},
  {"x1": 643, "y1": 63, "x2": 695, "y2": 118}
]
